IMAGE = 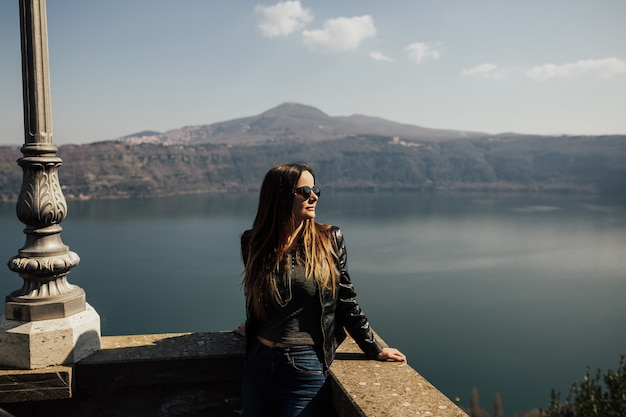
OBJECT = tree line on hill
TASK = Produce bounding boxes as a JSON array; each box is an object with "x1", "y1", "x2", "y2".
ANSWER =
[{"x1": 0, "y1": 133, "x2": 625, "y2": 201}]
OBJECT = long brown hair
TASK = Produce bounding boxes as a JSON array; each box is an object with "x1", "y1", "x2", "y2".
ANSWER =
[{"x1": 242, "y1": 163, "x2": 338, "y2": 319}]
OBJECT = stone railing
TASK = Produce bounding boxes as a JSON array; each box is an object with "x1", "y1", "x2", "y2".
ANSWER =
[{"x1": 0, "y1": 331, "x2": 467, "y2": 417}]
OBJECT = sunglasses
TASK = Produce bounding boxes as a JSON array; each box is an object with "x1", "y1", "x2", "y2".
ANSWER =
[{"x1": 294, "y1": 185, "x2": 321, "y2": 199}]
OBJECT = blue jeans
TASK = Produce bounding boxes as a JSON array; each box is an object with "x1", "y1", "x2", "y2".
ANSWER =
[{"x1": 242, "y1": 339, "x2": 330, "y2": 417}]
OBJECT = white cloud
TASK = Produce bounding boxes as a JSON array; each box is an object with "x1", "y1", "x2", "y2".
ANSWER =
[
  {"x1": 302, "y1": 15, "x2": 376, "y2": 53},
  {"x1": 526, "y1": 57, "x2": 626, "y2": 81},
  {"x1": 369, "y1": 51, "x2": 394, "y2": 63},
  {"x1": 406, "y1": 42, "x2": 441, "y2": 63},
  {"x1": 462, "y1": 63, "x2": 505, "y2": 79},
  {"x1": 254, "y1": 1, "x2": 313, "y2": 38}
]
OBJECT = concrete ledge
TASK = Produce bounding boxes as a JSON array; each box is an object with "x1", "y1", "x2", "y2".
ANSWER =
[
  {"x1": 330, "y1": 334, "x2": 468, "y2": 417},
  {"x1": 1, "y1": 332, "x2": 246, "y2": 416},
  {"x1": 77, "y1": 331, "x2": 245, "y2": 390},
  {"x1": 0, "y1": 366, "x2": 72, "y2": 403},
  {"x1": 1, "y1": 331, "x2": 468, "y2": 417}
]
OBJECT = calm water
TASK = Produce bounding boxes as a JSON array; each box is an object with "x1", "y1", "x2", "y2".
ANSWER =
[{"x1": 1, "y1": 192, "x2": 625, "y2": 416}]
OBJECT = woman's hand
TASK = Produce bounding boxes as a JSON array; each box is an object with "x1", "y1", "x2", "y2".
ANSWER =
[
  {"x1": 377, "y1": 347, "x2": 406, "y2": 362},
  {"x1": 233, "y1": 322, "x2": 246, "y2": 337}
]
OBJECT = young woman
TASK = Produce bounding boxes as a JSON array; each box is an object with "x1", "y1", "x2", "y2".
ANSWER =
[{"x1": 238, "y1": 163, "x2": 405, "y2": 417}]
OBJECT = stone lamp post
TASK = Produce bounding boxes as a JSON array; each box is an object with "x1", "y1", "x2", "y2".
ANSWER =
[{"x1": 0, "y1": 0, "x2": 101, "y2": 369}]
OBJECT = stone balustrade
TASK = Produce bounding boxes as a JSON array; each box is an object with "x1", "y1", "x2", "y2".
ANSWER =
[{"x1": 0, "y1": 331, "x2": 467, "y2": 417}]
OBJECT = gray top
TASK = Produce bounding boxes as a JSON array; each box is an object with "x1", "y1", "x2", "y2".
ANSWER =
[{"x1": 256, "y1": 253, "x2": 322, "y2": 346}]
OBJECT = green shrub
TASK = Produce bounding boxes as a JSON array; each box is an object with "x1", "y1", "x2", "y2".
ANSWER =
[{"x1": 546, "y1": 355, "x2": 626, "y2": 417}]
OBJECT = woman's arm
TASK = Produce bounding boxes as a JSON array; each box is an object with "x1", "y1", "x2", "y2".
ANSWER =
[{"x1": 332, "y1": 227, "x2": 405, "y2": 362}]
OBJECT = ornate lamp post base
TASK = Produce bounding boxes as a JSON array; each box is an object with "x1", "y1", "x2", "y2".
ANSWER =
[
  {"x1": 5, "y1": 288, "x2": 86, "y2": 322},
  {"x1": 6, "y1": 248, "x2": 86, "y2": 321},
  {"x1": 0, "y1": 304, "x2": 101, "y2": 369}
]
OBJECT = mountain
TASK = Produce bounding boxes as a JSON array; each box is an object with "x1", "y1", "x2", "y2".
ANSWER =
[
  {"x1": 0, "y1": 103, "x2": 624, "y2": 201},
  {"x1": 118, "y1": 103, "x2": 487, "y2": 146}
]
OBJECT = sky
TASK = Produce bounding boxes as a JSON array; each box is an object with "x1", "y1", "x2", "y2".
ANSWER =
[{"x1": 1, "y1": 0, "x2": 625, "y2": 146}]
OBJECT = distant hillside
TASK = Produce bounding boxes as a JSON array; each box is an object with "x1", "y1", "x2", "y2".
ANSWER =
[
  {"x1": 0, "y1": 104, "x2": 624, "y2": 201},
  {"x1": 118, "y1": 103, "x2": 486, "y2": 146}
]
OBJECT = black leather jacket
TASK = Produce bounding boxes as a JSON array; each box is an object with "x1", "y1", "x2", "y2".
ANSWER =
[{"x1": 241, "y1": 226, "x2": 383, "y2": 369}]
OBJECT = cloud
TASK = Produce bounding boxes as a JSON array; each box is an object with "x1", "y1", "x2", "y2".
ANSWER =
[
  {"x1": 302, "y1": 15, "x2": 376, "y2": 52},
  {"x1": 406, "y1": 42, "x2": 441, "y2": 63},
  {"x1": 255, "y1": 1, "x2": 313, "y2": 38},
  {"x1": 526, "y1": 57, "x2": 626, "y2": 81},
  {"x1": 369, "y1": 51, "x2": 394, "y2": 63},
  {"x1": 462, "y1": 63, "x2": 505, "y2": 79}
]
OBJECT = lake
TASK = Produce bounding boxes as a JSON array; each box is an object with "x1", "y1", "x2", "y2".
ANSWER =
[{"x1": 1, "y1": 192, "x2": 625, "y2": 416}]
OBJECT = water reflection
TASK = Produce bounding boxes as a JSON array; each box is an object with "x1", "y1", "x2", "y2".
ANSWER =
[{"x1": 66, "y1": 193, "x2": 259, "y2": 222}]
